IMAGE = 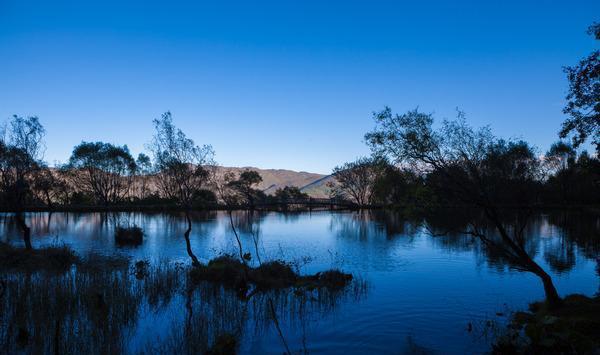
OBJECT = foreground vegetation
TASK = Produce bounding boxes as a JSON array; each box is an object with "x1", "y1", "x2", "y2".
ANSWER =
[
  {"x1": 0, "y1": 243, "x2": 363, "y2": 354},
  {"x1": 494, "y1": 295, "x2": 600, "y2": 354}
]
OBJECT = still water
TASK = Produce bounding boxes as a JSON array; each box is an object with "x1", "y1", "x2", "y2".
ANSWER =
[{"x1": 1, "y1": 210, "x2": 599, "y2": 354}]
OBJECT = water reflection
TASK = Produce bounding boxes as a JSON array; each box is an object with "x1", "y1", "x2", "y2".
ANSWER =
[
  {"x1": 0, "y1": 210, "x2": 598, "y2": 353},
  {"x1": 0, "y1": 260, "x2": 366, "y2": 354}
]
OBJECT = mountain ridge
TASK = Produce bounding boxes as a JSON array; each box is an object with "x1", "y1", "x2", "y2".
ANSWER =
[{"x1": 216, "y1": 166, "x2": 332, "y2": 198}]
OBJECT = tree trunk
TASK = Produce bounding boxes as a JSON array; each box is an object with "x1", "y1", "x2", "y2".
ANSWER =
[
  {"x1": 228, "y1": 210, "x2": 246, "y2": 263},
  {"x1": 530, "y1": 263, "x2": 562, "y2": 309},
  {"x1": 485, "y1": 209, "x2": 562, "y2": 309},
  {"x1": 183, "y1": 212, "x2": 200, "y2": 267},
  {"x1": 15, "y1": 212, "x2": 32, "y2": 250}
]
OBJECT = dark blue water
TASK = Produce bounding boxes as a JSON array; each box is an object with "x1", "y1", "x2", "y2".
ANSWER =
[{"x1": 1, "y1": 210, "x2": 598, "y2": 354}]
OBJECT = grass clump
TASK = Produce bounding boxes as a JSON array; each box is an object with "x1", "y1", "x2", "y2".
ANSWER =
[
  {"x1": 189, "y1": 255, "x2": 353, "y2": 294},
  {"x1": 0, "y1": 242, "x2": 78, "y2": 272},
  {"x1": 494, "y1": 294, "x2": 600, "y2": 354},
  {"x1": 303, "y1": 269, "x2": 354, "y2": 290},
  {"x1": 249, "y1": 260, "x2": 298, "y2": 289},
  {"x1": 115, "y1": 225, "x2": 144, "y2": 246},
  {"x1": 189, "y1": 255, "x2": 248, "y2": 289}
]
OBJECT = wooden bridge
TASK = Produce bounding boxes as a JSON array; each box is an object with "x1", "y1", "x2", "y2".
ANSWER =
[{"x1": 255, "y1": 198, "x2": 358, "y2": 209}]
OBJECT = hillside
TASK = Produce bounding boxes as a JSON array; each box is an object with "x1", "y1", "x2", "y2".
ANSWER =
[{"x1": 216, "y1": 166, "x2": 331, "y2": 197}]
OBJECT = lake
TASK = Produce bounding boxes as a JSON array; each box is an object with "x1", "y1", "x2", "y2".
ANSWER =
[{"x1": 1, "y1": 210, "x2": 598, "y2": 354}]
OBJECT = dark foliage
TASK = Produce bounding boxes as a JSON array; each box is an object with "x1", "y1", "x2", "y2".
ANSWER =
[
  {"x1": 189, "y1": 255, "x2": 353, "y2": 295},
  {"x1": 561, "y1": 22, "x2": 600, "y2": 150},
  {"x1": 114, "y1": 225, "x2": 144, "y2": 246},
  {"x1": 494, "y1": 294, "x2": 600, "y2": 354}
]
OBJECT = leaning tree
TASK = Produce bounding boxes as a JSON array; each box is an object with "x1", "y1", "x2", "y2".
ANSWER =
[{"x1": 366, "y1": 107, "x2": 562, "y2": 308}]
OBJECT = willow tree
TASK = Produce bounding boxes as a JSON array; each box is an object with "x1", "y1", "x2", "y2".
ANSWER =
[
  {"x1": 0, "y1": 115, "x2": 46, "y2": 249},
  {"x1": 366, "y1": 108, "x2": 562, "y2": 308},
  {"x1": 149, "y1": 112, "x2": 214, "y2": 266}
]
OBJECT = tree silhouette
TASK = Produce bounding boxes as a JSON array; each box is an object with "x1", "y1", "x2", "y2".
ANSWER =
[
  {"x1": 366, "y1": 107, "x2": 562, "y2": 308},
  {"x1": 561, "y1": 22, "x2": 600, "y2": 151},
  {"x1": 0, "y1": 115, "x2": 45, "y2": 249},
  {"x1": 149, "y1": 112, "x2": 214, "y2": 267},
  {"x1": 66, "y1": 142, "x2": 137, "y2": 206},
  {"x1": 331, "y1": 157, "x2": 385, "y2": 206}
]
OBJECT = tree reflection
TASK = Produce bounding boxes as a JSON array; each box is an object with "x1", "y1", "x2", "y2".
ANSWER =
[{"x1": 0, "y1": 258, "x2": 366, "y2": 354}]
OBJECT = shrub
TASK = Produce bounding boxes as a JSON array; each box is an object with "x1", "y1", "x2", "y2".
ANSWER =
[
  {"x1": 115, "y1": 225, "x2": 144, "y2": 246},
  {"x1": 249, "y1": 261, "x2": 297, "y2": 289}
]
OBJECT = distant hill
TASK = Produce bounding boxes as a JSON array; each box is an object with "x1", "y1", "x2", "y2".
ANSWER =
[
  {"x1": 298, "y1": 175, "x2": 335, "y2": 198},
  {"x1": 53, "y1": 165, "x2": 334, "y2": 199},
  {"x1": 216, "y1": 166, "x2": 331, "y2": 197}
]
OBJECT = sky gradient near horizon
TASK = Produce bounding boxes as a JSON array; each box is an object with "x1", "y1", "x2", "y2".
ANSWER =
[{"x1": 1, "y1": 1, "x2": 599, "y2": 174}]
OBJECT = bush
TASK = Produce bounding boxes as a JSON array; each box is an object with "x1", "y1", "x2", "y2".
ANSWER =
[
  {"x1": 494, "y1": 294, "x2": 600, "y2": 354},
  {"x1": 189, "y1": 255, "x2": 354, "y2": 295},
  {"x1": 115, "y1": 225, "x2": 144, "y2": 246},
  {"x1": 249, "y1": 261, "x2": 298, "y2": 289},
  {"x1": 189, "y1": 255, "x2": 248, "y2": 289}
]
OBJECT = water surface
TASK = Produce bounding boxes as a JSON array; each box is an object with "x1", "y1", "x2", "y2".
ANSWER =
[{"x1": 1, "y1": 210, "x2": 598, "y2": 354}]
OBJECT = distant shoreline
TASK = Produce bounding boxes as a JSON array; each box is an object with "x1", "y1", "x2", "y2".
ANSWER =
[{"x1": 1, "y1": 203, "x2": 598, "y2": 214}]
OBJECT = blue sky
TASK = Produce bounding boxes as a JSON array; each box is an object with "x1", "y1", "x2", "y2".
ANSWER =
[{"x1": 0, "y1": 1, "x2": 598, "y2": 174}]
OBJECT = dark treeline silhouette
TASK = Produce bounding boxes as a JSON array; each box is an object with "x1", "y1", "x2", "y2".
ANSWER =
[
  {"x1": 331, "y1": 138, "x2": 599, "y2": 209},
  {"x1": 1, "y1": 113, "x2": 597, "y2": 213}
]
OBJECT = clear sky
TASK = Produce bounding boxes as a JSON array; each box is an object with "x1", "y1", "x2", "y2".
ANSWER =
[{"x1": 0, "y1": 1, "x2": 598, "y2": 174}]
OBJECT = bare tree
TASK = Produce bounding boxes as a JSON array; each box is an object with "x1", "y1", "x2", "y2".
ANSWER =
[
  {"x1": 149, "y1": 112, "x2": 214, "y2": 267},
  {"x1": 0, "y1": 115, "x2": 46, "y2": 249},
  {"x1": 366, "y1": 108, "x2": 562, "y2": 308}
]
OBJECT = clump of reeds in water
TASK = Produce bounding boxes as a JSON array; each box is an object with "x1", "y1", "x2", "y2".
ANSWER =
[
  {"x1": 188, "y1": 255, "x2": 354, "y2": 295},
  {"x1": 114, "y1": 224, "x2": 144, "y2": 246}
]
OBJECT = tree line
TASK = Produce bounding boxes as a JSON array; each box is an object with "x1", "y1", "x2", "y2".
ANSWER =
[
  {"x1": 0, "y1": 112, "x2": 312, "y2": 212},
  {"x1": 328, "y1": 22, "x2": 599, "y2": 309},
  {"x1": 331, "y1": 22, "x2": 600, "y2": 208}
]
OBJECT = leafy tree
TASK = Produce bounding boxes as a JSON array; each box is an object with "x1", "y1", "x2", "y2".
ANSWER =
[
  {"x1": 561, "y1": 22, "x2": 600, "y2": 150},
  {"x1": 149, "y1": 112, "x2": 214, "y2": 267},
  {"x1": 226, "y1": 170, "x2": 263, "y2": 208},
  {"x1": 0, "y1": 115, "x2": 46, "y2": 249},
  {"x1": 135, "y1": 153, "x2": 153, "y2": 200},
  {"x1": 371, "y1": 163, "x2": 429, "y2": 208},
  {"x1": 331, "y1": 157, "x2": 384, "y2": 206},
  {"x1": 31, "y1": 166, "x2": 69, "y2": 209},
  {"x1": 67, "y1": 141, "x2": 137, "y2": 205},
  {"x1": 274, "y1": 186, "x2": 309, "y2": 203},
  {"x1": 543, "y1": 148, "x2": 600, "y2": 205},
  {"x1": 366, "y1": 107, "x2": 562, "y2": 308},
  {"x1": 544, "y1": 141, "x2": 577, "y2": 203}
]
